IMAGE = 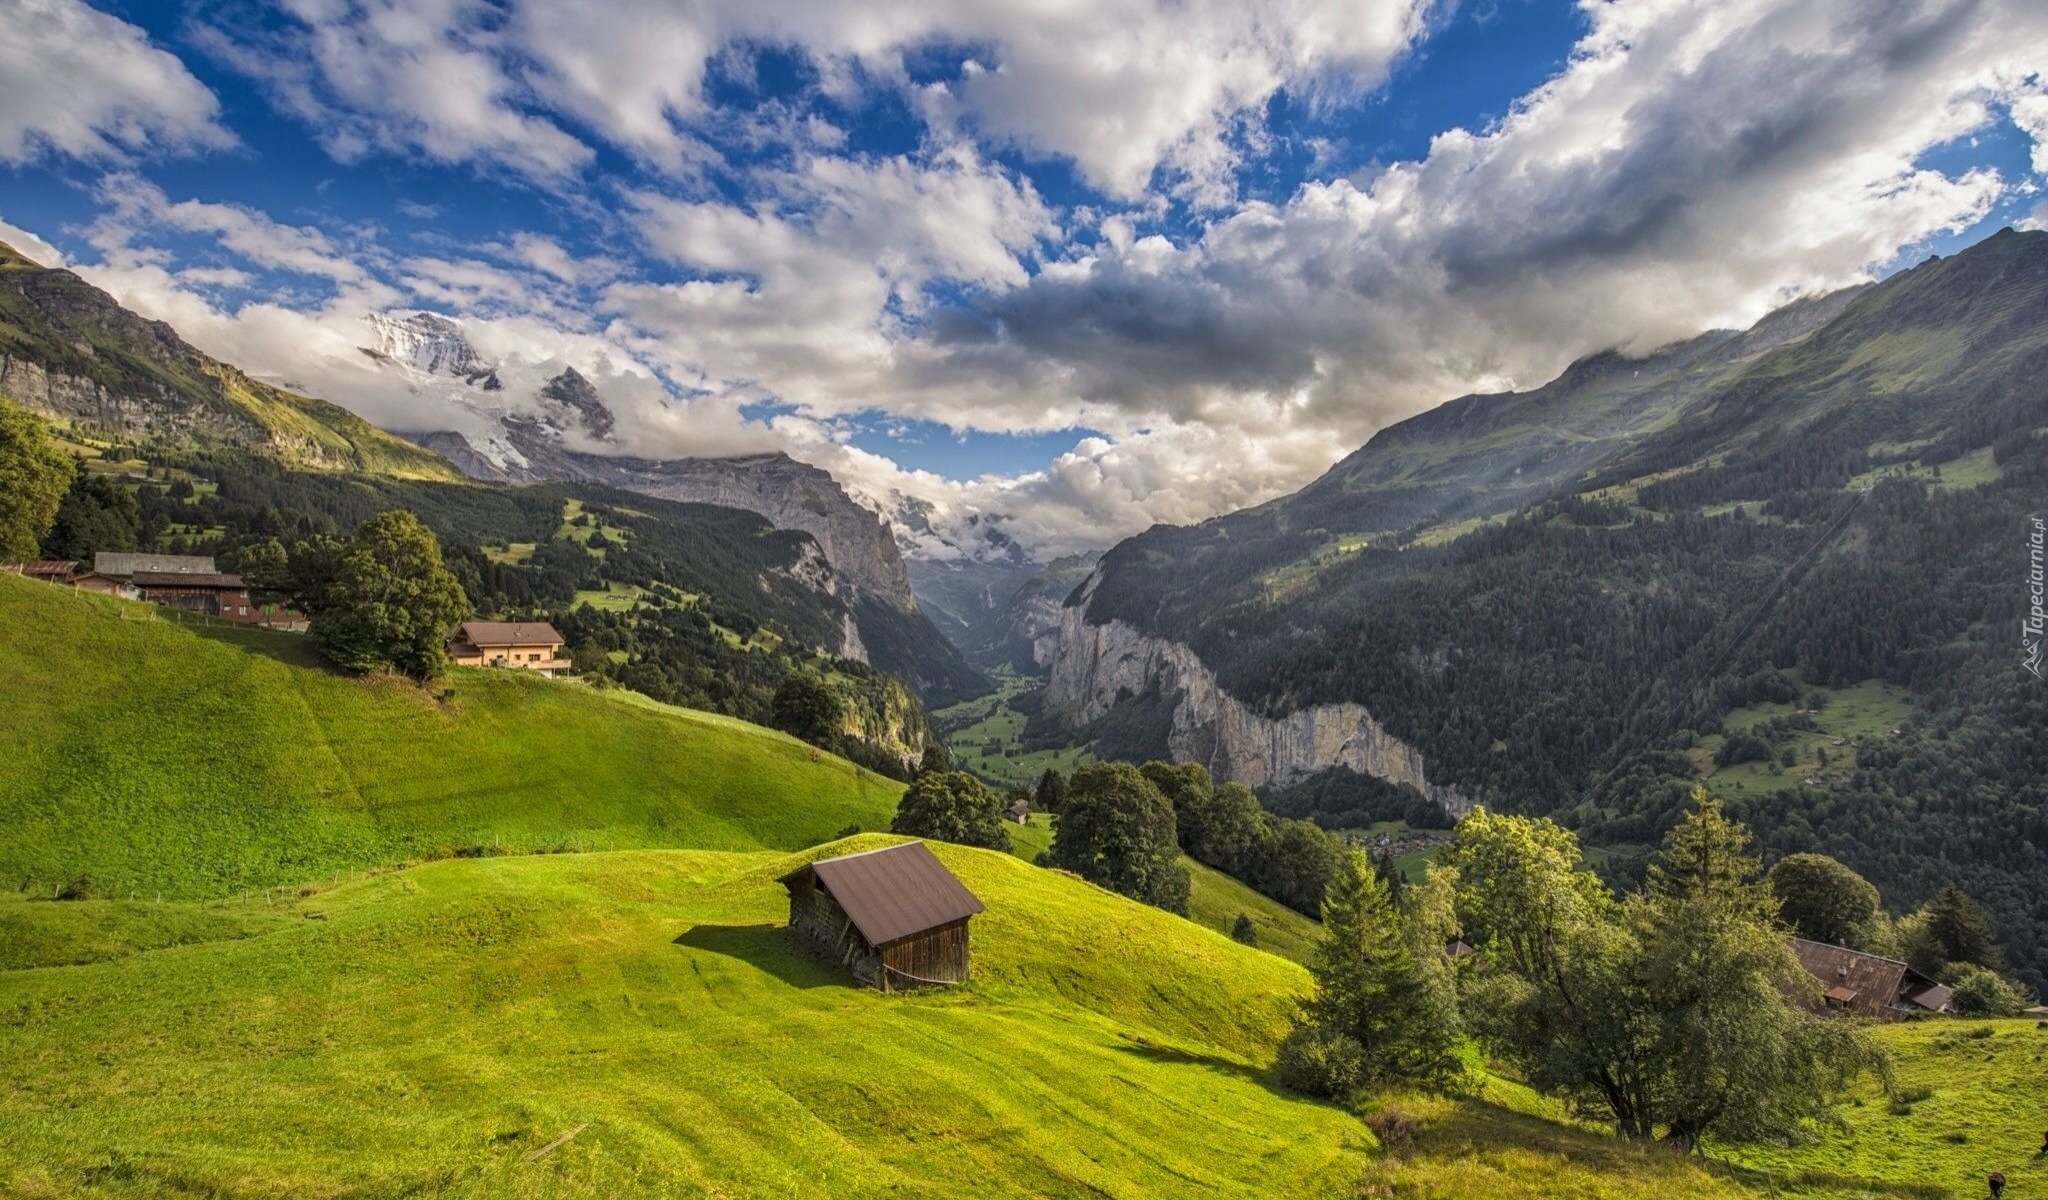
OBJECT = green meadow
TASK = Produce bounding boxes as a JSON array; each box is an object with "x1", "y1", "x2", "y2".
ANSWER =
[
  {"x1": 0, "y1": 573, "x2": 899, "y2": 901},
  {"x1": 0, "y1": 575, "x2": 2034, "y2": 1199}
]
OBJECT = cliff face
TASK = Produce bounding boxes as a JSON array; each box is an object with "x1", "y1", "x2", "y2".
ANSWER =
[{"x1": 1047, "y1": 571, "x2": 1470, "y2": 813}]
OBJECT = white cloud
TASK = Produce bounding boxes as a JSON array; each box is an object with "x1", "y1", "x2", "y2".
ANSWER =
[
  {"x1": 0, "y1": 0, "x2": 232, "y2": 163},
  {"x1": 203, "y1": 0, "x2": 1437, "y2": 195},
  {"x1": 17, "y1": 0, "x2": 2048, "y2": 564}
]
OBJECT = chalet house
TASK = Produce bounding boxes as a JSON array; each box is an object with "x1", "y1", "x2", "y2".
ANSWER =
[
  {"x1": 1007, "y1": 798, "x2": 1031, "y2": 825},
  {"x1": 778, "y1": 841, "x2": 985, "y2": 991},
  {"x1": 1790, "y1": 938, "x2": 1952, "y2": 1021},
  {"x1": 130, "y1": 571, "x2": 254, "y2": 617},
  {"x1": 446, "y1": 621, "x2": 570, "y2": 675}
]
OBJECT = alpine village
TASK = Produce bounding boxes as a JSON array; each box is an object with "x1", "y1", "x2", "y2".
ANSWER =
[{"x1": 3, "y1": 3, "x2": 2048, "y2": 1198}]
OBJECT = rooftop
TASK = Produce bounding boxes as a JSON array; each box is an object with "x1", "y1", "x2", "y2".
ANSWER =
[
  {"x1": 451, "y1": 620, "x2": 564, "y2": 646},
  {"x1": 780, "y1": 841, "x2": 985, "y2": 948},
  {"x1": 93, "y1": 552, "x2": 218, "y2": 578}
]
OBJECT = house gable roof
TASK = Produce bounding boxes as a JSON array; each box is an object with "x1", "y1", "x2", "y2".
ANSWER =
[
  {"x1": 452, "y1": 621, "x2": 563, "y2": 646},
  {"x1": 780, "y1": 841, "x2": 984, "y2": 948},
  {"x1": 1790, "y1": 937, "x2": 1948, "y2": 1016},
  {"x1": 131, "y1": 571, "x2": 246, "y2": 589},
  {"x1": 93, "y1": 552, "x2": 217, "y2": 578}
]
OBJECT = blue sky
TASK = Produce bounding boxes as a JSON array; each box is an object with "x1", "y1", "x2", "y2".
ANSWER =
[{"x1": 1, "y1": 0, "x2": 2044, "y2": 556}]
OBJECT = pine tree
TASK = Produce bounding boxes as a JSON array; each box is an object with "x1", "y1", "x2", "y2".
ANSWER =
[{"x1": 1279, "y1": 847, "x2": 1460, "y2": 1096}]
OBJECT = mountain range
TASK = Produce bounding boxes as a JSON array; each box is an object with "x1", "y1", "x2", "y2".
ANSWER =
[
  {"x1": 354, "y1": 310, "x2": 983, "y2": 702},
  {"x1": 1040, "y1": 226, "x2": 2048, "y2": 988}
]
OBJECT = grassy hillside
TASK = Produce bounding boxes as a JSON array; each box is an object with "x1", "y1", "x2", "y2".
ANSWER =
[
  {"x1": 0, "y1": 573, "x2": 900, "y2": 900},
  {"x1": 0, "y1": 839, "x2": 1367, "y2": 1199},
  {"x1": 0, "y1": 836, "x2": 2003, "y2": 1200},
  {"x1": 1006, "y1": 813, "x2": 1321, "y2": 964}
]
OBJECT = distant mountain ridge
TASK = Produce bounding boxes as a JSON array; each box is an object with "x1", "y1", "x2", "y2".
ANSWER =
[
  {"x1": 354, "y1": 311, "x2": 985, "y2": 703},
  {"x1": 0, "y1": 241, "x2": 458, "y2": 480}
]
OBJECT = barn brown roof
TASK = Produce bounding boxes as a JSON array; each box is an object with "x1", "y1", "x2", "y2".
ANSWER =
[
  {"x1": 452, "y1": 620, "x2": 563, "y2": 646},
  {"x1": 780, "y1": 841, "x2": 984, "y2": 948},
  {"x1": 1790, "y1": 937, "x2": 1950, "y2": 1019}
]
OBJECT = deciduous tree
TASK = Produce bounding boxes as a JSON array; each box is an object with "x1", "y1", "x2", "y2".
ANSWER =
[
  {"x1": 308, "y1": 510, "x2": 468, "y2": 679},
  {"x1": 1768, "y1": 853, "x2": 1886, "y2": 950},
  {"x1": 1044, "y1": 762, "x2": 1188, "y2": 915},
  {"x1": 0, "y1": 398, "x2": 73, "y2": 560},
  {"x1": 890, "y1": 770, "x2": 1011, "y2": 852}
]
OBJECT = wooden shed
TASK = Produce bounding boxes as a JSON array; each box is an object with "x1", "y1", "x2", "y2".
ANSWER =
[{"x1": 778, "y1": 841, "x2": 985, "y2": 991}]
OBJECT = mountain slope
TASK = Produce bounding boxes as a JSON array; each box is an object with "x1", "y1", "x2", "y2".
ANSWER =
[
  {"x1": 1052, "y1": 227, "x2": 2048, "y2": 987},
  {"x1": 0, "y1": 240, "x2": 458, "y2": 479},
  {"x1": 0, "y1": 572, "x2": 901, "y2": 898},
  {"x1": 0, "y1": 840, "x2": 1373, "y2": 1199},
  {"x1": 358, "y1": 311, "x2": 985, "y2": 703}
]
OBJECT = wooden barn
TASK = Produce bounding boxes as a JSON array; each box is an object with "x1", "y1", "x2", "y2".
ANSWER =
[
  {"x1": 1790, "y1": 937, "x2": 1952, "y2": 1021},
  {"x1": 778, "y1": 841, "x2": 985, "y2": 991}
]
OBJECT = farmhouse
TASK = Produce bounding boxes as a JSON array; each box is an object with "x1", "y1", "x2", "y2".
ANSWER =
[
  {"x1": 778, "y1": 841, "x2": 985, "y2": 991},
  {"x1": 1790, "y1": 938, "x2": 1952, "y2": 1021},
  {"x1": 1007, "y1": 797, "x2": 1031, "y2": 825},
  {"x1": 446, "y1": 621, "x2": 570, "y2": 674}
]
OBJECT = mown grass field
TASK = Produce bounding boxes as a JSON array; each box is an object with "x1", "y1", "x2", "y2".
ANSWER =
[
  {"x1": 0, "y1": 839, "x2": 1369, "y2": 1199},
  {"x1": 0, "y1": 574, "x2": 2029, "y2": 1200},
  {"x1": 0, "y1": 574, "x2": 900, "y2": 901}
]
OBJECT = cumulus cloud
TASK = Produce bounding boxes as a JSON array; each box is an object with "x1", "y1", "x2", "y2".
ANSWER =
[
  {"x1": 16, "y1": 0, "x2": 2048, "y2": 561},
  {"x1": 0, "y1": 0, "x2": 232, "y2": 163},
  {"x1": 200, "y1": 0, "x2": 1436, "y2": 194}
]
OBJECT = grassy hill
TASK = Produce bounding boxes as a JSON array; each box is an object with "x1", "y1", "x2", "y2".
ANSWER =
[
  {"x1": 0, "y1": 573, "x2": 900, "y2": 900},
  {"x1": 0, "y1": 839, "x2": 1367, "y2": 1199},
  {"x1": 2, "y1": 835, "x2": 2023, "y2": 1199},
  {"x1": 2, "y1": 575, "x2": 2033, "y2": 1199}
]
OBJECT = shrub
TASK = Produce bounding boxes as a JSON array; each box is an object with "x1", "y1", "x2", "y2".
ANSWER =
[
  {"x1": 1948, "y1": 966, "x2": 2033, "y2": 1017},
  {"x1": 1274, "y1": 1023, "x2": 1366, "y2": 1099},
  {"x1": 1230, "y1": 913, "x2": 1258, "y2": 946},
  {"x1": 1362, "y1": 1109, "x2": 1420, "y2": 1155}
]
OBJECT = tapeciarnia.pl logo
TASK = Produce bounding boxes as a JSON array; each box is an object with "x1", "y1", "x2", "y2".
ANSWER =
[{"x1": 2026, "y1": 515, "x2": 2045, "y2": 680}]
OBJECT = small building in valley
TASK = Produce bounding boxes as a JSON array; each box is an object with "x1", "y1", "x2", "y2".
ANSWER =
[
  {"x1": 1790, "y1": 937, "x2": 1952, "y2": 1021},
  {"x1": 131, "y1": 570, "x2": 252, "y2": 617},
  {"x1": 446, "y1": 621, "x2": 569, "y2": 674},
  {"x1": 2, "y1": 561, "x2": 78, "y2": 584},
  {"x1": 778, "y1": 841, "x2": 985, "y2": 991},
  {"x1": 1007, "y1": 797, "x2": 1031, "y2": 825}
]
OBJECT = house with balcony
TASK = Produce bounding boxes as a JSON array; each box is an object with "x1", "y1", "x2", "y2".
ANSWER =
[{"x1": 447, "y1": 621, "x2": 570, "y2": 675}]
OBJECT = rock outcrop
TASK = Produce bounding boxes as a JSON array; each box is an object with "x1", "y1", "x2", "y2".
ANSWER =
[{"x1": 1047, "y1": 571, "x2": 1470, "y2": 814}]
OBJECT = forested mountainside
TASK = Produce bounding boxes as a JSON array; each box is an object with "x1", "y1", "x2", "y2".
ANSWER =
[
  {"x1": 360, "y1": 310, "x2": 986, "y2": 706},
  {"x1": 1055, "y1": 227, "x2": 2048, "y2": 988},
  {"x1": 0, "y1": 239, "x2": 943, "y2": 773}
]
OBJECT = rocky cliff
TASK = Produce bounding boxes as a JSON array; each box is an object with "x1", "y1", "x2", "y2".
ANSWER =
[{"x1": 1047, "y1": 570, "x2": 1470, "y2": 813}]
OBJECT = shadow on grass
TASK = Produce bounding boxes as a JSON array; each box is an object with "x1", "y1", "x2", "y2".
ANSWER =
[
  {"x1": 674, "y1": 922, "x2": 847, "y2": 990},
  {"x1": 182, "y1": 617, "x2": 336, "y2": 671},
  {"x1": 1412, "y1": 1099, "x2": 1950, "y2": 1200},
  {"x1": 1111, "y1": 1039, "x2": 1274, "y2": 1089}
]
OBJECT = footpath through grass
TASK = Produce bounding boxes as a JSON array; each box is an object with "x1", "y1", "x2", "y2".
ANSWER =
[{"x1": 0, "y1": 574, "x2": 900, "y2": 901}]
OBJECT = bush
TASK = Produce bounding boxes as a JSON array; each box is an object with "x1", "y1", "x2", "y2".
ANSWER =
[
  {"x1": 1948, "y1": 965, "x2": 2033, "y2": 1016},
  {"x1": 1274, "y1": 1023, "x2": 1366, "y2": 1099},
  {"x1": 1363, "y1": 1108, "x2": 1420, "y2": 1155},
  {"x1": 1230, "y1": 913, "x2": 1258, "y2": 946}
]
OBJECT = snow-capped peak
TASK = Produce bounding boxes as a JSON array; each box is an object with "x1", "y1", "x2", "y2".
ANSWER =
[{"x1": 362, "y1": 311, "x2": 495, "y2": 383}]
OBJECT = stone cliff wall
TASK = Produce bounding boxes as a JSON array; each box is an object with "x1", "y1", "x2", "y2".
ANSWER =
[{"x1": 1046, "y1": 575, "x2": 1470, "y2": 814}]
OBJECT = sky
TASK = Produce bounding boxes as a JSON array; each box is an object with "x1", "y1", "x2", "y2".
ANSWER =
[{"x1": 1, "y1": 0, "x2": 2045, "y2": 559}]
